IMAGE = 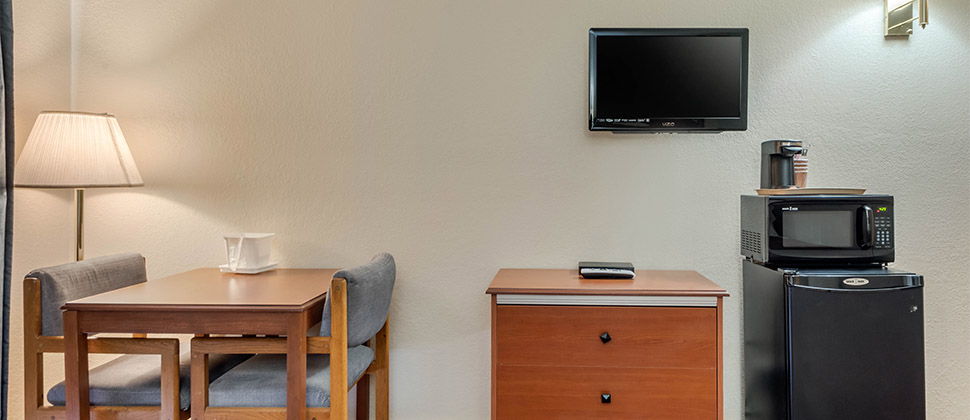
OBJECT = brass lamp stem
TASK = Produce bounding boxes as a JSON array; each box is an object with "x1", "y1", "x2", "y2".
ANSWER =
[
  {"x1": 75, "y1": 188, "x2": 84, "y2": 261},
  {"x1": 920, "y1": 0, "x2": 928, "y2": 28}
]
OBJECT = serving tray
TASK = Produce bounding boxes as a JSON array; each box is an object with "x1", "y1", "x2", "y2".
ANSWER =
[{"x1": 756, "y1": 188, "x2": 866, "y2": 196}]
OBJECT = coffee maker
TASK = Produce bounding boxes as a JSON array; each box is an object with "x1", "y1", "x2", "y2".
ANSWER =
[{"x1": 760, "y1": 140, "x2": 805, "y2": 189}]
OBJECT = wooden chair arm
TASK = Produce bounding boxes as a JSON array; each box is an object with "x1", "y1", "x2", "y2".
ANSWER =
[
  {"x1": 36, "y1": 336, "x2": 179, "y2": 355},
  {"x1": 191, "y1": 336, "x2": 332, "y2": 355}
]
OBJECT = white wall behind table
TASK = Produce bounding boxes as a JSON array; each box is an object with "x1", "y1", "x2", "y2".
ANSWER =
[{"x1": 7, "y1": 0, "x2": 969, "y2": 419}]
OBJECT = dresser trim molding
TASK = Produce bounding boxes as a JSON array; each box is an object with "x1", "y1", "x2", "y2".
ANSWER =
[{"x1": 495, "y1": 294, "x2": 717, "y2": 307}]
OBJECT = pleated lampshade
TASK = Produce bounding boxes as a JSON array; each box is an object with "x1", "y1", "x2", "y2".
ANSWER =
[{"x1": 15, "y1": 111, "x2": 143, "y2": 188}]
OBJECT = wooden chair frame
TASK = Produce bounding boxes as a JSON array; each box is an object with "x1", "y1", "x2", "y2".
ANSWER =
[
  {"x1": 23, "y1": 277, "x2": 188, "y2": 420},
  {"x1": 190, "y1": 277, "x2": 390, "y2": 420}
]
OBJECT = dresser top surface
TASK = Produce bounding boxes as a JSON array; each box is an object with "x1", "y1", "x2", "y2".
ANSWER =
[{"x1": 486, "y1": 269, "x2": 728, "y2": 297}]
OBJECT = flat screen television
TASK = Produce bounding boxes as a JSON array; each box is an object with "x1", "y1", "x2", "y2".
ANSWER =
[{"x1": 589, "y1": 28, "x2": 749, "y2": 133}]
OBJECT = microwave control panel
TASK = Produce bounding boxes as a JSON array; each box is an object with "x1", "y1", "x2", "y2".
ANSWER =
[{"x1": 874, "y1": 208, "x2": 893, "y2": 249}]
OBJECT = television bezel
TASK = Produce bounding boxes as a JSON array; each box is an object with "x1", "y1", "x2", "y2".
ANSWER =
[{"x1": 588, "y1": 27, "x2": 750, "y2": 133}]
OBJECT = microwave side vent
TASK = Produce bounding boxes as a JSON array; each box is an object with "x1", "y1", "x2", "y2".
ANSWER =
[
  {"x1": 740, "y1": 195, "x2": 767, "y2": 260},
  {"x1": 742, "y1": 230, "x2": 762, "y2": 255}
]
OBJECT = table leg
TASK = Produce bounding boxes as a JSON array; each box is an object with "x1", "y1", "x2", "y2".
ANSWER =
[
  {"x1": 64, "y1": 310, "x2": 90, "y2": 420},
  {"x1": 287, "y1": 312, "x2": 308, "y2": 420},
  {"x1": 161, "y1": 350, "x2": 180, "y2": 420},
  {"x1": 191, "y1": 351, "x2": 210, "y2": 420}
]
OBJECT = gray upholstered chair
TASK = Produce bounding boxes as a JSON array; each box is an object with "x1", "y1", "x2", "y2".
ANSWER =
[
  {"x1": 190, "y1": 253, "x2": 395, "y2": 420},
  {"x1": 23, "y1": 253, "x2": 251, "y2": 420}
]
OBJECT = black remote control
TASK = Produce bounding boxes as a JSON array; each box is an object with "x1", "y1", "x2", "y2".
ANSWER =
[{"x1": 579, "y1": 262, "x2": 636, "y2": 279}]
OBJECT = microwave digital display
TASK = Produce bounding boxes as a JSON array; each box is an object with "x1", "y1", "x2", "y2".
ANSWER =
[{"x1": 783, "y1": 211, "x2": 855, "y2": 248}]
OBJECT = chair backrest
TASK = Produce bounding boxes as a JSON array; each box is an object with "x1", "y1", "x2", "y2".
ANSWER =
[
  {"x1": 29, "y1": 253, "x2": 147, "y2": 336},
  {"x1": 320, "y1": 253, "x2": 396, "y2": 347}
]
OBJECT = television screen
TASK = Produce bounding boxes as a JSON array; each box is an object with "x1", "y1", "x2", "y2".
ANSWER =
[{"x1": 589, "y1": 28, "x2": 749, "y2": 132}]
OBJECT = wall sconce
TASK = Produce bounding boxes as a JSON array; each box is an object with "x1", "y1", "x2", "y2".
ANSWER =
[{"x1": 885, "y1": 0, "x2": 928, "y2": 37}]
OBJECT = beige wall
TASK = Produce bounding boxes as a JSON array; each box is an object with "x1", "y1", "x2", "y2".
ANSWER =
[{"x1": 8, "y1": 0, "x2": 970, "y2": 418}]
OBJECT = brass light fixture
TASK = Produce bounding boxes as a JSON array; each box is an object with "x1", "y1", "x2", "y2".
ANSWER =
[{"x1": 885, "y1": 0, "x2": 929, "y2": 37}]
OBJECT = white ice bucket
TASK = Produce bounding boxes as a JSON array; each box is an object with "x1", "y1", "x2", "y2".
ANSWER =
[{"x1": 224, "y1": 233, "x2": 274, "y2": 271}]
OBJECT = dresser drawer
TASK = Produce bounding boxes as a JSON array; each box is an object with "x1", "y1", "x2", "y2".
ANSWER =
[
  {"x1": 496, "y1": 305, "x2": 715, "y2": 368},
  {"x1": 496, "y1": 365, "x2": 716, "y2": 419}
]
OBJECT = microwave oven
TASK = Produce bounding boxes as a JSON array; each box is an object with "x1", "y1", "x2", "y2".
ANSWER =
[{"x1": 741, "y1": 194, "x2": 894, "y2": 265}]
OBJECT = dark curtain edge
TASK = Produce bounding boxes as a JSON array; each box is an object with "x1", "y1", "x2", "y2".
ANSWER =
[{"x1": 0, "y1": 0, "x2": 12, "y2": 418}]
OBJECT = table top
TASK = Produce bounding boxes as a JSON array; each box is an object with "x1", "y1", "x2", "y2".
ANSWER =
[
  {"x1": 486, "y1": 269, "x2": 729, "y2": 297},
  {"x1": 63, "y1": 268, "x2": 336, "y2": 312}
]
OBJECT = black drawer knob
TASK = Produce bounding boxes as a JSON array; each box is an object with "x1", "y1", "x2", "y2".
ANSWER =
[
  {"x1": 600, "y1": 332, "x2": 612, "y2": 344},
  {"x1": 601, "y1": 393, "x2": 612, "y2": 404}
]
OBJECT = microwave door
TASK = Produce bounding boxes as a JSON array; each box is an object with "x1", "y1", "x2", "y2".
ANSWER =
[
  {"x1": 767, "y1": 202, "x2": 880, "y2": 264},
  {"x1": 776, "y1": 209, "x2": 858, "y2": 249},
  {"x1": 750, "y1": 194, "x2": 894, "y2": 265}
]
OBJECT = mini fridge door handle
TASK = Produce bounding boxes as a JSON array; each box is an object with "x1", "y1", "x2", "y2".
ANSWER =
[{"x1": 789, "y1": 283, "x2": 923, "y2": 293}]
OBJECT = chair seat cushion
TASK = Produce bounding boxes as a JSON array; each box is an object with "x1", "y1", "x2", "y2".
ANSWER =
[
  {"x1": 48, "y1": 352, "x2": 250, "y2": 410},
  {"x1": 208, "y1": 345, "x2": 375, "y2": 408}
]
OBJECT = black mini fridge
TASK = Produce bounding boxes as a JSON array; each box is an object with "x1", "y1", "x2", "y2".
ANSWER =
[{"x1": 743, "y1": 260, "x2": 925, "y2": 420}]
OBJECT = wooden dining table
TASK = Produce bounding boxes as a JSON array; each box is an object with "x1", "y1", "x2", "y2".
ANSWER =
[{"x1": 61, "y1": 267, "x2": 336, "y2": 420}]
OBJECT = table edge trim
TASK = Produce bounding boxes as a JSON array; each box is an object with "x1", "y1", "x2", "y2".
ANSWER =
[{"x1": 63, "y1": 294, "x2": 327, "y2": 313}]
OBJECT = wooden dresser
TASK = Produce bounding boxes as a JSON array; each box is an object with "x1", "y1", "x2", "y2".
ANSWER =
[{"x1": 486, "y1": 269, "x2": 728, "y2": 419}]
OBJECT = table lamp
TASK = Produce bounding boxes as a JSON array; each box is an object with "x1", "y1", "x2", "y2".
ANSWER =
[{"x1": 14, "y1": 111, "x2": 143, "y2": 261}]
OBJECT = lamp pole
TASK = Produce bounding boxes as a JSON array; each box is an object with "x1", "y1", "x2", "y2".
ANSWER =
[{"x1": 75, "y1": 188, "x2": 84, "y2": 261}]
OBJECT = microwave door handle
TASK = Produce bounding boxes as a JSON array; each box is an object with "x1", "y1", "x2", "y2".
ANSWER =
[{"x1": 861, "y1": 205, "x2": 874, "y2": 249}]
